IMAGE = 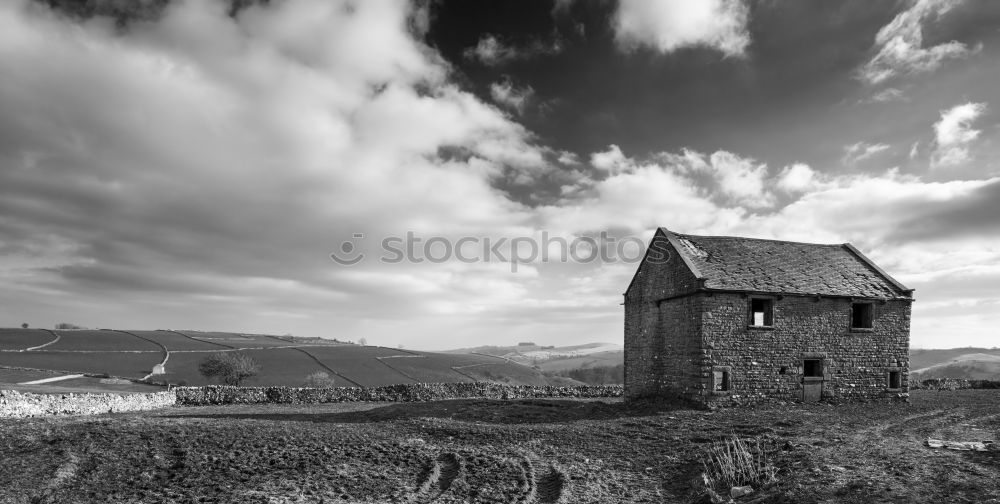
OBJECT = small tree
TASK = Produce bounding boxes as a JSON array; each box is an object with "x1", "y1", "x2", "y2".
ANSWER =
[
  {"x1": 357, "y1": 337, "x2": 368, "y2": 346},
  {"x1": 302, "y1": 371, "x2": 335, "y2": 388},
  {"x1": 21, "y1": 323, "x2": 28, "y2": 329},
  {"x1": 198, "y1": 352, "x2": 261, "y2": 386}
]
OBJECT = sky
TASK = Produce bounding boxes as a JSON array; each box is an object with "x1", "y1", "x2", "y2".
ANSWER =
[{"x1": 1, "y1": 0, "x2": 999, "y2": 350}]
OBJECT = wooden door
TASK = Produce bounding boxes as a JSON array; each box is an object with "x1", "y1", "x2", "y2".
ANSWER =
[
  {"x1": 802, "y1": 358, "x2": 824, "y2": 402},
  {"x1": 802, "y1": 378, "x2": 823, "y2": 402}
]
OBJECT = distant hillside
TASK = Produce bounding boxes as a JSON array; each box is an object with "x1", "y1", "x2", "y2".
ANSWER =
[
  {"x1": 0, "y1": 328, "x2": 563, "y2": 392},
  {"x1": 910, "y1": 348, "x2": 1000, "y2": 381},
  {"x1": 445, "y1": 342, "x2": 624, "y2": 384}
]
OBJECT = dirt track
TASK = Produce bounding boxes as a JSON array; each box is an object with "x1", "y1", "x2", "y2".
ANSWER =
[{"x1": 1, "y1": 391, "x2": 998, "y2": 503}]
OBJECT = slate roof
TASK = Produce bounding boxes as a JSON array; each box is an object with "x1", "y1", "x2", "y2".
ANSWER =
[{"x1": 664, "y1": 228, "x2": 913, "y2": 299}]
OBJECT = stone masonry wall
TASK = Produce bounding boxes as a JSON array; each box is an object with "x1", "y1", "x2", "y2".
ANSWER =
[
  {"x1": 1, "y1": 384, "x2": 623, "y2": 417},
  {"x1": 0, "y1": 390, "x2": 176, "y2": 418},
  {"x1": 625, "y1": 232, "x2": 701, "y2": 400},
  {"x1": 174, "y1": 383, "x2": 623, "y2": 405},
  {"x1": 656, "y1": 295, "x2": 704, "y2": 402},
  {"x1": 697, "y1": 293, "x2": 911, "y2": 407}
]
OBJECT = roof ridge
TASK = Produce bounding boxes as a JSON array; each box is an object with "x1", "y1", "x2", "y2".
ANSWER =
[
  {"x1": 656, "y1": 227, "x2": 912, "y2": 300},
  {"x1": 668, "y1": 230, "x2": 844, "y2": 248}
]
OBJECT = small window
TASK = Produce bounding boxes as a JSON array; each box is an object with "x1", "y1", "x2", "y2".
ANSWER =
[
  {"x1": 712, "y1": 367, "x2": 731, "y2": 392},
  {"x1": 851, "y1": 303, "x2": 874, "y2": 329},
  {"x1": 888, "y1": 370, "x2": 901, "y2": 390},
  {"x1": 749, "y1": 298, "x2": 774, "y2": 327},
  {"x1": 803, "y1": 359, "x2": 823, "y2": 377}
]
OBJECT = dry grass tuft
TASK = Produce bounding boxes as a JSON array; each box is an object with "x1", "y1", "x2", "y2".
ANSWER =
[{"x1": 700, "y1": 436, "x2": 777, "y2": 491}]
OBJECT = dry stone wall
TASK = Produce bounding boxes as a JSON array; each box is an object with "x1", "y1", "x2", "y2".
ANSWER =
[
  {"x1": 1, "y1": 384, "x2": 623, "y2": 418},
  {"x1": 0, "y1": 389, "x2": 176, "y2": 418},
  {"x1": 913, "y1": 379, "x2": 1000, "y2": 390},
  {"x1": 175, "y1": 383, "x2": 624, "y2": 405}
]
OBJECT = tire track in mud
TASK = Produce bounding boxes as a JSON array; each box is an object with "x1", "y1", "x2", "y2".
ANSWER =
[
  {"x1": 534, "y1": 465, "x2": 567, "y2": 504},
  {"x1": 410, "y1": 452, "x2": 462, "y2": 503},
  {"x1": 514, "y1": 456, "x2": 536, "y2": 504},
  {"x1": 147, "y1": 432, "x2": 187, "y2": 486},
  {"x1": 866, "y1": 409, "x2": 956, "y2": 438},
  {"x1": 846, "y1": 406, "x2": 1000, "y2": 501},
  {"x1": 31, "y1": 449, "x2": 79, "y2": 504},
  {"x1": 516, "y1": 455, "x2": 567, "y2": 504}
]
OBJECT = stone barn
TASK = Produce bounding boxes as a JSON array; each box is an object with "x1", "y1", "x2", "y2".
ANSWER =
[{"x1": 624, "y1": 228, "x2": 913, "y2": 406}]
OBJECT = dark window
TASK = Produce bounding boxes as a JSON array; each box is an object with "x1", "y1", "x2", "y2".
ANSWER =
[
  {"x1": 713, "y1": 368, "x2": 730, "y2": 391},
  {"x1": 779, "y1": 366, "x2": 787, "y2": 375},
  {"x1": 803, "y1": 359, "x2": 823, "y2": 377},
  {"x1": 851, "y1": 303, "x2": 874, "y2": 329},
  {"x1": 749, "y1": 298, "x2": 774, "y2": 327},
  {"x1": 888, "y1": 370, "x2": 901, "y2": 389}
]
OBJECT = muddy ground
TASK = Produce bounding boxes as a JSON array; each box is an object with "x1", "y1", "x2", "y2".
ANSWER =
[{"x1": 1, "y1": 390, "x2": 999, "y2": 503}]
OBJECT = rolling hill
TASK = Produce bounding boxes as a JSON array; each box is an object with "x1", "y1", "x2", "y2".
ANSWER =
[
  {"x1": 0, "y1": 328, "x2": 561, "y2": 392},
  {"x1": 447, "y1": 342, "x2": 624, "y2": 372},
  {"x1": 910, "y1": 348, "x2": 1000, "y2": 381}
]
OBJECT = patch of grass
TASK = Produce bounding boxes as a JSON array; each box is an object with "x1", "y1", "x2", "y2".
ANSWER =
[{"x1": 700, "y1": 436, "x2": 777, "y2": 492}]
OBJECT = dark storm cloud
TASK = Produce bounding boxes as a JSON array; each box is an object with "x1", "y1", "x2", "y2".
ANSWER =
[{"x1": 428, "y1": 0, "x2": 903, "y2": 164}]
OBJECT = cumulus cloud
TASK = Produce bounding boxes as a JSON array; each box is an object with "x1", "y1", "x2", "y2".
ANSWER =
[
  {"x1": 842, "y1": 142, "x2": 891, "y2": 165},
  {"x1": 860, "y1": 0, "x2": 975, "y2": 84},
  {"x1": 464, "y1": 33, "x2": 563, "y2": 66},
  {"x1": 1, "y1": 0, "x2": 998, "y2": 349},
  {"x1": 489, "y1": 79, "x2": 535, "y2": 115},
  {"x1": 700, "y1": 151, "x2": 774, "y2": 208},
  {"x1": 931, "y1": 101, "x2": 987, "y2": 168},
  {"x1": 465, "y1": 34, "x2": 518, "y2": 65},
  {"x1": 589, "y1": 144, "x2": 629, "y2": 174},
  {"x1": 612, "y1": 0, "x2": 751, "y2": 57},
  {"x1": 0, "y1": 0, "x2": 557, "y2": 347},
  {"x1": 557, "y1": 151, "x2": 580, "y2": 166},
  {"x1": 587, "y1": 146, "x2": 774, "y2": 209},
  {"x1": 775, "y1": 163, "x2": 821, "y2": 194}
]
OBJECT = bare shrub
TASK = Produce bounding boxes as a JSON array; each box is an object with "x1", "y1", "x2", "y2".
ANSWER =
[
  {"x1": 302, "y1": 372, "x2": 335, "y2": 388},
  {"x1": 700, "y1": 436, "x2": 777, "y2": 491},
  {"x1": 198, "y1": 352, "x2": 261, "y2": 386}
]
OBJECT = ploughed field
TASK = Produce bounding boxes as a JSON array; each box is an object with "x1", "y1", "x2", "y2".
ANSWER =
[
  {"x1": 0, "y1": 328, "x2": 555, "y2": 390},
  {"x1": 2, "y1": 391, "x2": 999, "y2": 503}
]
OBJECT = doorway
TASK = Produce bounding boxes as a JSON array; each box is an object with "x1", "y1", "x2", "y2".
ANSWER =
[{"x1": 802, "y1": 358, "x2": 824, "y2": 402}]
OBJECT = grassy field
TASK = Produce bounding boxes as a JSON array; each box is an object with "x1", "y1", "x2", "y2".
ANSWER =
[
  {"x1": 45, "y1": 330, "x2": 163, "y2": 352},
  {"x1": 159, "y1": 348, "x2": 332, "y2": 387},
  {"x1": 123, "y1": 330, "x2": 233, "y2": 351},
  {"x1": 174, "y1": 331, "x2": 303, "y2": 348},
  {"x1": 0, "y1": 329, "x2": 56, "y2": 350},
  {"x1": 1, "y1": 390, "x2": 998, "y2": 503},
  {"x1": 0, "y1": 328, "x2": 559, "y2": 391},
  {"x1": 0, "y1": 351, "x2": 162, "y2": 380},
  {"x1": 911, "y1": 351, "x2": 1000, "y2": 381},
  {"x1": 910, "y1": 348, "x2": 1000, "y2": 377}
]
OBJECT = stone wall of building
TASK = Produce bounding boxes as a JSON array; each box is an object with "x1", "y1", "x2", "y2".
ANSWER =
[
  {"x1": 655, "y1": 295, "x2": 704, "y2": 402},
  {"x1": 624, "y1": 232, "x2": 701, "y2": 400},
  {"x1": 697, "y1": 293, "x2": 911, "y2": 406}
]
